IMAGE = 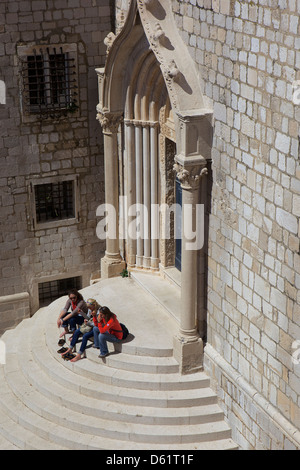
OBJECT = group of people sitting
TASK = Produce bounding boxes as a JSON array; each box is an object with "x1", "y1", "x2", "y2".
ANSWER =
[{"x1": 56, "y1": 289, "x2": 127, "y2": 362}]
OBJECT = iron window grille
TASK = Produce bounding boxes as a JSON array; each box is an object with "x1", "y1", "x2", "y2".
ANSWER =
[
  {"x1": 20, "y1": 46, "x2": 78, "y2": 118},
  {"x1": 34, "y1": 180, "x2": 75, "y2": 223},
  {"x1": 38, "y1": 276, "x2": 82, "y2": 307}
]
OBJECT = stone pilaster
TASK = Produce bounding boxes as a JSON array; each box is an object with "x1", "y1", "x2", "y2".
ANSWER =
[
  {"x1": 97, "y1": 108, "x2": 126, "y2": 278},
  {"x1": 173, "y1": 160, "x2": 208, "y2": 374},
  {"x1": 172, "y1": 109, "x2": 212, "y2": 374}
]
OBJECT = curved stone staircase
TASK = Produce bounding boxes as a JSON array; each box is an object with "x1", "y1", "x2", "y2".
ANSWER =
[{"x1": 0, "y1": 278, "x2": 238, "y2": 450}]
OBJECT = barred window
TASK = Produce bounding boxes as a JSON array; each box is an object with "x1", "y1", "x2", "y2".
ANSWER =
[
  {"x1": 20, "y1": 45, "x2": 78, "y2": 118},
  {"x1": 34, "y1": 180, "x2": 75, "y2": 223},
  {"x1": 39, "y1": 276, "x2": 82, "y2": 307}
]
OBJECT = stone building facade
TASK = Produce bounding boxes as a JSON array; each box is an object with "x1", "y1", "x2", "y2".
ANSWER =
[
  {"x1": 103, "y1": 0, "x2": 300, "y2": 450},
  {"x1": 0, "y1": 0, "x2": 110, "y2": 332},
  {"x1": 1, "y1": 0, "x2": 300, "y2": 451}
]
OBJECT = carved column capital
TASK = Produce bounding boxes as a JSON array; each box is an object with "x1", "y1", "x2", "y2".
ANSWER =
[
  {"x1": 96, "y1": 107, "x2": 123, "y2": 134},
  {"x1": 173, "y1": 162, "x2": 208, "y2": 190}
]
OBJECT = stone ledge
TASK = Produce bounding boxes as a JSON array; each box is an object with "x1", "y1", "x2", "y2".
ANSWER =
[
  {"x1": 0, "y1": 292, "x2": 30, "y2": 337},
  {"x1": 0, "y1": 292, "x2": 29, "y2": 305}
]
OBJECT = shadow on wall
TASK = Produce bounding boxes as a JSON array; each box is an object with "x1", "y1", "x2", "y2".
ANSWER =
[{"x1": 197, "y1": 124, "x2": 214, "y2": 345}]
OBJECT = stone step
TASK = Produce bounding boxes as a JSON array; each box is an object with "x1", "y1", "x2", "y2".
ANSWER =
[
  {"x1": 36, "y1": 335, "x2": 212, "y2": 395},
  {"x1": 0, "y1": 279, "x2": 238, "y2": 450},
  {"x1": 13, "y1": 314, "x2": 216, "y2": 416},
  {"x1": 48, "y1": 277, "x2": 179, "y2": 357},
  {"x1": 40, "y1": 347, "x2": 210, "y2": 393},
  {"x1": 8, "y1": 305, "x2": 224, "y2": 414},
  {"x1": 0, "y1": 367, "x2": 67, "y2": 450},
  {"x1": 45, "y1": 305, "x2": 180, "y2": 375},
  {"x1": 20, "y1": 344, "x2": 224, "y2": 426},
  {"x1": 5, "y1": 367, "x2": 232, "y2": 445},
  {"x1": 32, "y1": 304, "x2": 188, "y2": 388},
  {"x1": 38, "y1": 326, "x2": 210, "y2": 392},
  {"x1": 93, "y1": 350, "x2": 179, "y2": 374},
  {"x1": 19, "y1": 334, "x2": 219, "y2": 409},
  {"x1": 0, "y1": 418, "x2": 21, "y2": 450},
  {"x1": 45, "y1": 311, "x2": 182, "y2": 380},
  {"x1": 0, "y1": 362, "x2": 236, "y2": 450}
]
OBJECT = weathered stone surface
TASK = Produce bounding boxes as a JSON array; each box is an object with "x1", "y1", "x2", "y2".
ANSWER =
[
  {"x1": 0, "y1": 0, "x2": 108, "y2": 317},
  {"x1": 114, "y1": 0, "x2": 300, "y2": 450}
]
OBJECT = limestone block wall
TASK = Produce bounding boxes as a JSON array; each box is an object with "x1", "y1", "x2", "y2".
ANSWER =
[
  {"x1": 0, "y1": 293, "x2": 30, "y2": 337},
  {"x1": 170, "y1": 0, "x2": 300, "y2": 449},
  {"x1": 0, "y1": 0, "x2": 110, "y2": 323}
]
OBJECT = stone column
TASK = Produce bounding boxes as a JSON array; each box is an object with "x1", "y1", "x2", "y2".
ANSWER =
[
  {"x1": 124, "y1": 119, "x2": 136, "y2": 268},
  {"x1": 143, "y1": 123, "x2": 151, "y2": 269},
  {"x1": 150, "y1": 121, "x2": 159, "y2": 270},
  {"x1": 97, "y1": 110, "x2": 126, "y2": 278},
  {"x1": 173, "y1": 162, "x2": 207, "y2": 374},
  {"x1": 172, "y1": 109, "x2": 212, "y2": 374},
  {"x1": 135, "y1": 122, "x2": 144, "y2": 268}
]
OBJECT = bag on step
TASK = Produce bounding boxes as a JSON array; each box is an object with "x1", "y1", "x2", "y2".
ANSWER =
[
  {"x1": 120, "y1": 323, "x2": 129, "y2": 340},
  {"x1": 79, "y1": 323, "x2": 93, "y2": 335}
]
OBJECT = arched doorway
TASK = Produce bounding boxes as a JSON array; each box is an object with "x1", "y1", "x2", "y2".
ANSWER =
[
  {"x1": 123, "y1": 46, "x2": 166, "y2": 271},
  {"x1": 121, "y1": 45, "x2": 182, "y2": 274}
]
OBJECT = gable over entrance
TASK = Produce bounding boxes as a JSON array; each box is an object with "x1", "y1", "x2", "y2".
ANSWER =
[{"x1": 96, "y1": 0, "x2": 213, "y2": 374}]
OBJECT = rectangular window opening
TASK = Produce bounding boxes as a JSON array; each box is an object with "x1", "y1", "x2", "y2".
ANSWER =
[
  {"x1": 38, "y1": 276, "x2": 82, "y2": 307},
  {"x1": 34, "y1": 180, "x2": 75, "y2": 223},
  {"x1": 21, "y1": 46, "x2": 78, "y2": 118}
]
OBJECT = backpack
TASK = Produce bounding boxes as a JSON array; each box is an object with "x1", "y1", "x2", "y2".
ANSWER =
[{"x1": 120, "y1": 323, "x2": 129, "y2": 340}]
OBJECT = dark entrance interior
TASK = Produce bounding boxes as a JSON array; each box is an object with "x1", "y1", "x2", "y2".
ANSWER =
[{"x1": 175, "y1": 177, "x2": 182, "y2": 271}]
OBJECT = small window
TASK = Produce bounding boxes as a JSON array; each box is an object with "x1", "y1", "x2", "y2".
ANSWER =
[
  {"x1": 38, "y1": 276, "x2": 82, "y2": 307},
  {"x1": 19, "y1": 45, "x2": 78, "y2": 119},
  {"x1": 34, "y1": 180, "x2": 75, "y2": 223},
  {"x1": 29, "y1": 175, "x2": 79, "y2": 230}
]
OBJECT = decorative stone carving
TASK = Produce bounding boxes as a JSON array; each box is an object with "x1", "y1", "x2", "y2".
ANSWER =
[
  {"x1": 96, "y1": 107, "x2": 123, "y2": 134},
  {"x1": 116, "y1": 11, "x2": 126, "y2": 35},
  {"x1": 152, "y1": 23, "x2": 166, "y2": 44},
  {"x1": 104, "y1": 32, "x2": 116, "y2": 54},
  {"x1": 137, "y1": 0, "x2": 205, "y2": 114},
  {"x1": 200, "y1": 166, "x2": 208, "y2": 177},
  {"x1": 167, "y1": 60, "x2": 180, "y2": 82},
  {"x1": 173, "y1": 162, "x2": 208, "y2": 190}
]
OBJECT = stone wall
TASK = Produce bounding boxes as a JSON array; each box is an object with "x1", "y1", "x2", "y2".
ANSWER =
[
  {"x1": 113, "y1": 0, "x2": 300, "y2": 448},
  {"x1": 0, "y1": 293, "x2": 30, "y2": 337},
  {"x1": 3, "y1": 0, "x2": 297, "y2": 449},
  {"x1": 0, "y1": 0, "x2": 110, "y2": 322},
  {"x1": 170, "y1": 0, "x2": 300, "y2": 449}
]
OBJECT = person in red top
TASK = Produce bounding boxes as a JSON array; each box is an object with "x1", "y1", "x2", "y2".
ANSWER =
[{"x1": 94, "y1": 306, "x2": 123, "y2": 358}]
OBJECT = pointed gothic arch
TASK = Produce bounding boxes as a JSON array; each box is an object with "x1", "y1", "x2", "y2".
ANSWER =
[{"x1": 97, "y1": 0, "x2": 213, "y2": 374}]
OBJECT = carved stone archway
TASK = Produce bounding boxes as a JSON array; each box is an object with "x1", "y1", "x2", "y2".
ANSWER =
[{"x1": 96, "y1": 0, "x2": 213, "y2": 373}]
